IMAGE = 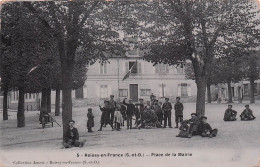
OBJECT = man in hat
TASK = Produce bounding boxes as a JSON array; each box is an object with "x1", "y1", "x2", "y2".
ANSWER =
[
  {"x1": 153, "y1": 100, "x2": 163, "y2": 125},
  {"x1": 123, "y1": 98, "x2": 135, "y2": 129},
  {"x1": 176, "y1": 113, "x2": 200, "y2": 138},
  {"x1": 98, "y1": 100, "x2": 113, "y2": 131},
  {"x1": 198, "y1": 116, "x2": 218, "y2": 138},
  {"x1": 240, "y1": 104, "x2": 256, "y2": 121},
  {"x1": 63, "y1": 120, "x2": 85, "y2": 148},
  {"x1": 162, "y1": 97, "x2": 172, "y2": 128},
  {"x1": 109, "y1": 95, "x2": 117, "y2": 127},
  {"x1": 223, "y1": 105, "x2": 237, "y2": 121},
  {"x1": 174, "y1": 97, "x2": 184, "y2": 128}
]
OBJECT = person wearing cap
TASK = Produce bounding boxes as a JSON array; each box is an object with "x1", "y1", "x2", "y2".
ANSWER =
[
  {"x1": 198, "y1": 116, "x2": 218, "y2": 138},
  {"x1": 162, "y1": 97, "x2": 173, "y2": 128},
  {"x1": 114, "y1": 105, "x2": 123, "y2": 131},
  {"x1": 98, "y1": 100, "x2": 113, "y2": 131},
  {"x1": 87, "y1": 108, "x2": 94, "y2": 133},
  {"x1": 63, "y1": 120, "x2": 86, "y2": 148},
  {"x1": 153, "y1": 100, "x2": 163, "y2": 125},
  {"x1": 176, "y1": 113, "x2": 200, "y2": 138},
  {"x1": 109, "y1": 95, "x2": 117, "y2": 127},
  {"x1": 240, "y1": 104, "x2": 256, "y2": 121},
  {"x1": 223, "y1": 105, "x2": 237, "y2": 121},
  {"x1": 174, "y1": 97, "x2": 184, "y2": 128},
  {"x1": 123, "y1": 98, "x2": 135, "y2": 129}
]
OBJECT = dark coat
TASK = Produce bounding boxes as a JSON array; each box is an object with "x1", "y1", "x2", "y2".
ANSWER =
[
  {"x1": 224, "y1": 109, "x2": 237, "y2": 121},
  {"x1": 162, "y1": 102, "x2": 172, "y2": 115},
  {"x1": 198, "y1": 122, "x2": 212, "y2": 134},
  {"x1": 87, "y1": 112, "x2": 94, "y2": 128},
  {"x1": 100, "y1": 106, "x2": 111, "y2": 124},
  {"x1": 65, "y1": 127, "x2": 79, "y2": 142},
  {"x1": 123, "y1": 99, "x2": 135, "y2": 116},
  {"x1": 109, "y1": 100, "x2": 117, "y2": 112},
  {"x1": 174, "y1": 102, "x2": 184, "y2": 115}
]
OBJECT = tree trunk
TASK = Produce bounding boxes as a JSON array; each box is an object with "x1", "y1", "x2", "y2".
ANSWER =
[
  {"x1": 40, "y1": 88, "x2": 47, "y2": 115},
  {"x1": 206, "y1": 83, "x2": 211, "y2": 103},
  {"x1": 249, "y1": 77, "x2": 255, "y2": 104},
  {"x1": 62, "y1": 88, "x2": 72, "y2": 140},
  {"x1": 195, "y1": 77, "x2": 207, "y2": 116},
  {"x1": 55, "y1": 89, "x2": 61, "y2": 116},
  {"x1": 238, "y1": 86, "x2": 242, "y2": 103},
  {"x1": 17, "y1": 87, "x2": 25, "y2": 127},
  {"x1": 3, "y1": 88, "x2": 8, "y2": 120},
  {"x1": 227, "y1": 81, "x2": 233, "y2": 103},
  {"x1": 47, "y1": 88, "x2": 51, "y2": 113}
]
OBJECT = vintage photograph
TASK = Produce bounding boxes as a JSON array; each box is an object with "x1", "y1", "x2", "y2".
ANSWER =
[{"x1": 0, "y1": 0, "x2": 260, "y2": 167}]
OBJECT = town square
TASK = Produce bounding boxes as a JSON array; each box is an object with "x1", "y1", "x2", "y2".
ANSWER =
[{"x1": 0, "y1": 0, "x2": 260, "y2": 167}]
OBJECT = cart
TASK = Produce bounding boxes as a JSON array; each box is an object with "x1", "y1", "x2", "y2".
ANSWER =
[{"x1": 39, "y1": 113, "x2": 61, "y2": 129}]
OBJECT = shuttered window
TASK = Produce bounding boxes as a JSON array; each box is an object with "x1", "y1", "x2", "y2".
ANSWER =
[{"x1": 177, "y1": 83, "x2": 191, "y2": 97}]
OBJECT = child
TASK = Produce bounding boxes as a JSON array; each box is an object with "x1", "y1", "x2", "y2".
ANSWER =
[
  {"x1": 63, "y1": 120, "x2": 86, "y2": 148},
  {"x1": 198, "y1": 116, "x2": 218, "y2": 138},
  {"x1": 87, "y1": 108, "x2": 94, "y2": 132},
  {"x1": 240, "y1": 105, "x2": 256, "y2": 121},
  {"x1": 114, "y1": 105, "x2": 123, "y2": 131},
  {"x1": 223, "y1": 105, "x2": 237, "y2": 121}
]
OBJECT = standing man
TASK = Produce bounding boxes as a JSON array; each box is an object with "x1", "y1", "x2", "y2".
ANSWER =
[
  {"x1": 109, "y1": 95, "x2": 117, "y2": 127},
  {"x1": 123, "y1": 98, "x2": 135, "y2": 129},
  {"x1": 174, "y1": 97, "x2": 184, "y2": 128},
  {"x1": 162, "y1": 97, "x2": 172, "y2": 128}
]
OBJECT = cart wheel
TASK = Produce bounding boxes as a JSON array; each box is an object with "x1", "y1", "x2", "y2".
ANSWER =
[{"x1": 42, "y1": 118, "x2": 45, "y2": 129}]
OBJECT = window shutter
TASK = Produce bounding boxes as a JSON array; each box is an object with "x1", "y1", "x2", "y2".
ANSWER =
[
  {"x1": 138, "y1": 62, "x2": 142, "y2": 73},
  {"x1": 188, "y1": 84, "x2": 191, "y2": 96},
  {"x1": 177, "y1": 84, "x2": 181, "y2": 97},
  {"x1": 96, "y1": 85, "x2": 100, "y2": 98},
  {"x1": 108, "y1": 85, "x2": 112, "y2": 98},
  {"x1": 166, "y1": 65, "x2": 169, "y2": 73},
  {"x1": 155, "y1": 64, "x2": 158, "y2": 73},
  {"x1": 159, "y1": 84, "x2": 162, "y2": 97},
  {"x1": 125, "y1": 62, "x2": 129, "y2": 73},
  {"x1": 100, "y1": 64, "x2": 103, "y2": 74},
  {"x1": 104, "y1": 63, "x2": 107, "y2": 74}
]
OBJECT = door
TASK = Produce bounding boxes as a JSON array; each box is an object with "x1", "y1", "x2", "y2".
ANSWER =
[{"x1": 130, "y1": 84, "x2": 138, "y2": 102}]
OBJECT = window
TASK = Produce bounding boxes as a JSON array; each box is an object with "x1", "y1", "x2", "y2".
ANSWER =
[
  {"x1": 244, "y1": 84, "x2": 249, "y2": 96},
  {"x1": 125, "y1": 61, "x2": 142, "y2": 74},
  {"x1": 100, "y1": 85, "x2": 108, "y2": 98},
  {"x1": 100, "y1": 63, "x2": 107, "y2": 74},
  {"x1": 181, "y1": 83, "x2": 188, "y2": 97},
  {"x1": 29, "y1": 93, "x2": 32, "y2": 99},
  {"x1": 33, "y1": 94, "x2": 36, "y2": 99},
  {"x1": 155, "y1": 64, "x2": 169, "y2": 73},
  {"x1": 75, "y1": 86, "x2": 84, "y2": 99},
  {"x1": 140, "y1": 89, "x2": 151, "y2": 96},
  {"x1": 159, "y1": 84, "x2": 166, "y2": 97},
  {"x1": 119, "y1": 89, "x2": 128, "y2": 97},
  {"x1": 178, "y1": 83, "x2": 191, "y2": 97},
  {"x1": 129, "y1": 61, "x2": 137, "y2": 74}
]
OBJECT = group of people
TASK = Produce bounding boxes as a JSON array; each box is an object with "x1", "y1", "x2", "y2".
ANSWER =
[
  {"x1": 94, "y1": 94, "x2": 187, "y2": 132},
  {"x1": 63, "y1": 94, "x2": 256, "y2": 148},
  {"x1": 224, "y1": 104, "x2": 256, "y2": 121}
]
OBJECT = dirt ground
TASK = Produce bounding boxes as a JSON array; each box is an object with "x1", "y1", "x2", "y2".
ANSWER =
[{"x1": 0, "y1": 101, "x2": 259, "y2": 167}]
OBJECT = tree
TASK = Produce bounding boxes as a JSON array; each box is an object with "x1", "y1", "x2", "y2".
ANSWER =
[
  {"x1": 1, "y1": 2, "x2": 53, "y2": 127},
  {"x1": 243, "y1": 51, "x2": 260, "y2": 103},
  {"x1": 21, "y1": 1, "x2": 126, "y2": 139},
  {"x1": 137, "y1": 0, "x2": 260, "y2": 116}
]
